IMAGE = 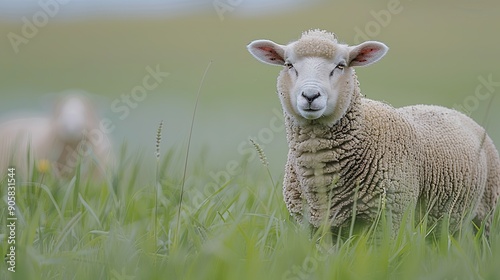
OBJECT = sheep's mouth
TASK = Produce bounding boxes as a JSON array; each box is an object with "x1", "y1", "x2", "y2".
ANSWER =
[
  {"x1": 302, "y1": 103, "x2": 324, "y2": 112},
  {"x1": 299, "y1": 107, "x2": 325, "y2": 120}
]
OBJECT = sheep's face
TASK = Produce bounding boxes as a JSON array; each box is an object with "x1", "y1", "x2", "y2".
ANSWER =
[
  {"x1": 52, "y1": 95, "x2": 96, "y2": 143},
  {"x1": 247, "y1": 30, "x2": 388, "y2": 124},
  {"x1": 280, "y1": 53, "x2": 349, "y2": 121}
]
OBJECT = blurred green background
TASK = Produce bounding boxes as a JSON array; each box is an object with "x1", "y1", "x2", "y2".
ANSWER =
[{"x1": 1, "y1": 0, "x2": 499, "y2": 176}]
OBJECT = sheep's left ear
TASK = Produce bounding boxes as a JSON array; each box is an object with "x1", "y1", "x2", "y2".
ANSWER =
[{"x1": 348, "y1": 41, "x2": 388, "y2": 67}]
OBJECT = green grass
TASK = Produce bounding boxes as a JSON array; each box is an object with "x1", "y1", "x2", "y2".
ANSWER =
[
  {"x1": 1, "y1": 4, "x2": 500, "y2": 278},
  {"x1": 1, "y1": 142, "x2": 500, "y2": 280}
]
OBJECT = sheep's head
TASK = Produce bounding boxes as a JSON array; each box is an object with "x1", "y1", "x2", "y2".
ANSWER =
[
  {"x1": 51, "y1": 93, "x2": 98, "y2": 143},
  {"x1": 247, "y1": 29, "x2": 388, "y2": 124}
]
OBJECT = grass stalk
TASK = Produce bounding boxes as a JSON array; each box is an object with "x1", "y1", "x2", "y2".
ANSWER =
[
  {"x1": 154, "y1": 120, "x2": 163, "y2": 258},
  {"x1": 249, "y1": 138, "x2": 275, "y2": 187},
  {"x1": 349, "y1": 182, "x2": 360, "y2": 238},
  {"x1": 173, "y1": 61, "x2": 213, "y2": 251}
]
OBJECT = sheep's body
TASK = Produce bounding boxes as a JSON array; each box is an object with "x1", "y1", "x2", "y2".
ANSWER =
[
  {"x1": 248, "y1": 30, "x2": 500, "y2": 235},
  {"x1": 284, "y1": 83, "x2": 500, "y2": 233},
  {"x1": 0, "y1": 93, "x2": 113, "y2": 181}
]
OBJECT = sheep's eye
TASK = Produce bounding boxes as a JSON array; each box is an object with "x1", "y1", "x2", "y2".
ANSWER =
[
  {"x1": 285, "y1": 62, "x2": 298, "y2": 76},
  {"x1": 330, "y1": 63, "x2": 346, "y2": 77}
]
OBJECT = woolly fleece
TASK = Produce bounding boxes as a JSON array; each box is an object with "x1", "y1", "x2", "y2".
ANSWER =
[{"x1": 250, "y1": 30, "x2": 500, "y2": 236}]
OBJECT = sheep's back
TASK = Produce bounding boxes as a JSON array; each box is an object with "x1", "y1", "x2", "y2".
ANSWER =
[{"x1": 398, "y1": 105, "x2": 492, "y2": 227}]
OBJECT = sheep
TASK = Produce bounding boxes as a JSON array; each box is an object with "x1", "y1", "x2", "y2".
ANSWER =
[
  {"x1": 0, "y1": 91, "x2": 114, "y2": 181},
  {"x1": 247, "y1": 29, "x2": 500, "y2": 236}
]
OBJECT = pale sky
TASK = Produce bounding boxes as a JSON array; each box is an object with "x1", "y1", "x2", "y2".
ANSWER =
[{"x1": 0, "y1": 0, "x2": 319, "y2": 20}]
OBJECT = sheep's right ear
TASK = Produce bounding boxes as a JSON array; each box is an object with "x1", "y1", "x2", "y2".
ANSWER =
[{"x1": 247, "y1": 40, "x2": 286, "y2": 66}]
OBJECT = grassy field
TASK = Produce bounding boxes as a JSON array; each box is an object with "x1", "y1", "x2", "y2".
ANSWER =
[
  {"x1": 1, "y1": 1, "x2": 500, "y2": 279},
  {"x1": 1, "y1": 0, "x2": 500, "y2": 162},
  {"x1": 0, "y1": 140, "x2": 500, "y2": 280}
]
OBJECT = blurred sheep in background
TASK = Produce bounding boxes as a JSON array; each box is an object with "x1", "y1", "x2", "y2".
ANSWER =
[{"x1": 0, "y1": 90, "x2": 114, "y2": 182}]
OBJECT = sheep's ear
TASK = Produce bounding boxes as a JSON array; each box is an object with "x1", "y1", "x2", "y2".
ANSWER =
[
  {"x1": 247, "y1": 40, "x2": 286, "y2": 66},
  {"x1": 348, "y1": 41, "x2": 388, "y2": 67}
]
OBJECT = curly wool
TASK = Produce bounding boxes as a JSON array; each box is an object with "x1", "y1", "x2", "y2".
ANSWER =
[
  {"x1": 293, "y1": 29, "x2": 338, "y2": 59},
  {"x1": 247, "y1": 29, "x2": 500, "y2": 236},
  {"x1": 282, "y1": 73, "x2": 500, "y2": 234}
]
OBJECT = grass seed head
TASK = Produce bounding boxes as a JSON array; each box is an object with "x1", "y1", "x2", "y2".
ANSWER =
[
  {"x1": 249, "y1": 138, "x2": 269, "y2": 167},
  {"x1": 156, "y1": 120, "x2": 163, "y2": 160}
]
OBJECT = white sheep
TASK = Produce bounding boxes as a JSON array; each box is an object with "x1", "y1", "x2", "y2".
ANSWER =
[
  {"x1": 247, "y1": 29, "x2": 500, "y2": 236},
  {"x1": 0, "y1": 91, "x2": 114, "y2": 181}
]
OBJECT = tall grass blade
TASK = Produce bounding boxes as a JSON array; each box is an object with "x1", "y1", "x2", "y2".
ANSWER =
[
  {"x1": 53, "y1": 211, "x2": 83, "y2": 253},
  {"x1": 173, "y1": 60, "x2": 213, "y2": 250},
  {"x1": 79, "y1": 193, "x2": 102, "y2": 228}
]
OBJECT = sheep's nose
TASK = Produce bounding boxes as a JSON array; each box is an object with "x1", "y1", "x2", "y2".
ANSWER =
[{"x1": 301, "y1": 91, "x2": 321, "y2": 103}]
